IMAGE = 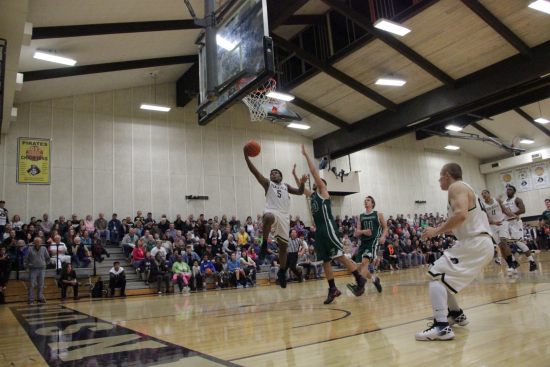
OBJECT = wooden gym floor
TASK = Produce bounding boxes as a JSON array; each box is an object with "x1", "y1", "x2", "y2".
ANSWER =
[{"x1": 2, "y1": 252, "x2": 550, "y2": 367}]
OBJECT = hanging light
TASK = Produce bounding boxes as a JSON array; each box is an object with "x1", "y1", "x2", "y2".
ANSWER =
[
  {"x1": 535, "y1": 101, "x2": 549, "y2": 123},
  {"x1": 140, "y1": 73, "x2": 171, "y2": 112}
]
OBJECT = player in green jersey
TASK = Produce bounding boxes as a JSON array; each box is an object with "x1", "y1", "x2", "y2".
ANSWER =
[
  {"x1": 293, "y1": 144, "x2": 366, "y2": 305},
  {"x1": 349, "y1": 196, "x2": 387, "y2": 294},
  {"x1": 540, "y1": 199, "x2": 550, "y2": 227}
]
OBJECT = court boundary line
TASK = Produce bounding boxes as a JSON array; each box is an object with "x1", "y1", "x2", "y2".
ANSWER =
[{"x1": 228, "y1": 285, "x2": 550, "y2": 362}]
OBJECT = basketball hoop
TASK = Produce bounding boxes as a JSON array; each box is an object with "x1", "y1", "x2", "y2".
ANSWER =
[{"x1": 238, "y1": 78, "x2": 280, "y2": 121}]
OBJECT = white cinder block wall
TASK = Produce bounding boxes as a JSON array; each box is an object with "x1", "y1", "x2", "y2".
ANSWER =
[
  {"x1": 326, "y1": 133, "x2": 486, "y2": 219},
  {"x1": 1, "y1": 83, "x2": 315, "y2": 225},
  {"x1": 485, "y1": 170, "x2": 550, "y2": 217}
]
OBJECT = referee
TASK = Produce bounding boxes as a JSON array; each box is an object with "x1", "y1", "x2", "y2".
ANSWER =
[{"x1": 285, "y1": 229, "x2": 304, "y2": 282}]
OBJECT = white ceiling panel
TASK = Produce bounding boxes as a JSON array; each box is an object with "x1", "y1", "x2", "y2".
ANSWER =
[
  {"x1": 14, "y1": 64, "x2": 192, "y2": 103},
  {"x1": 27, "y1": 0, "x2": 201, "y2": 27},
  {"x1": 19, "y1": 30, "x2": 200, "y2": 72}
]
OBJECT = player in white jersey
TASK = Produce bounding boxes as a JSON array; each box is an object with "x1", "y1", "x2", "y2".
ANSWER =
[
  {"x1": 503, "y1": 185, "x2": 537, "y2": 272},
  {"x1": 416, "y1": 163, "x2": 494, "y2": 341},
  {"x1": 244, "y1": 147, "x2": 307, "y2": 288},
  {"x1": 481, "y1": 190, "x2": 518, "y2": 270}
]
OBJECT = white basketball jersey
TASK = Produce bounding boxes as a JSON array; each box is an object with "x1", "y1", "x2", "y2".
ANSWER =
[
  {"x1": 503, "y1": 196, "x2": 520, "y2": 220},
  {"x1": 265, "y1": 181, "x2": 290, "y2": 214},
  {"x1": 447, "y1": 182, "x2": 491, "y2": 240},
  {"x1": 484, "y1": 198, "x2": 504, "y2": 222}
]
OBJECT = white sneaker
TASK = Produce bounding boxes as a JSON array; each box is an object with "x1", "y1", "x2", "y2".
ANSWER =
[
  {"x1": 415, "y1": 321, "x2": 455, "y2": 341},
  {"x1": 507, "y1": 267, "x2": 517, "y2": 274},
  {"x1": 447, "y1": 310, "x2": 469, "y2": 326}
]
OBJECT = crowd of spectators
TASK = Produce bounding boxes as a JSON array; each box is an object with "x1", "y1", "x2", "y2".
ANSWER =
[{"x1": 0, "y1": 199, "x2": 547, "y2": 300}]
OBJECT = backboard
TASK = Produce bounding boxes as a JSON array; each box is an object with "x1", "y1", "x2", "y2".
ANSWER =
[{"x1": 197, "y1": 0, "x2": 275, "y2": 125}]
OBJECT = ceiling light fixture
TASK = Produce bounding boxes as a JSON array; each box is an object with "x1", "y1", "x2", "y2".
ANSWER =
[
  {"x1": 445, "y1": 145, "x2": 460, "y2": 150},
  {"x1": 33, "y1": 51, "x2": 76, "y2": 66},
  {"x1": 528, "y1": 0, "x2": 550, "y2": 14},
  {"x1": 520, "y1": 139, "x2": 535, "y2": 144},
  {"x1": 288, "y1": 123, "x2": 310, "y2": 130},
  {"x1": 535, "y1": 101, "x2": 549, "y2": 123},
  {"x1": 373, "y1": 18, "x2": 411, "y2": 36},
  {"x1": 140, "y1": 73, "x2": 171, "y2": 112},
  {"x1": 375, "y1": 74, "x2": 406, "y2": 86},
  {"x1": 445, "y1": 124, "x2": 463, "y2": 132},
  {"x1": 266, "y1": 91, "x2": 295, "y2": 101}
]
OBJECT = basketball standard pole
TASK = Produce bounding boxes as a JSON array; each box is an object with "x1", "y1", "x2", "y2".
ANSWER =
[{"x1": 204, "y1": 0, "x2": 219, "y2": 101}]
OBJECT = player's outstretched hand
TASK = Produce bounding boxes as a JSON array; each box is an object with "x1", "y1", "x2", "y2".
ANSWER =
[
  {"x1": 300, "y1": 174, "x2": 308, "y2": 184},
  {"x1": 301, "y1": 143, "x2": 308, "y2": 157},
  {"x1": 243, "y1": 146, "x2": 249, "y2": 158},
  {"x1": 292, "y1": 164, "x2": 296, "y2": 176},
  {"x1": 421, "y1": 226, "x2": 437, "y2": 240}
]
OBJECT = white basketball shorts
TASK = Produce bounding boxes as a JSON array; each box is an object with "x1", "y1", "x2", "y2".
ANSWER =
[
  {"x1": 489, "y1": 220, "x2": 510, "y2": 245},
  {"x1": 264, "y1": 209, "x2": 290, "y2": 244},
  {"x1": 428, "y1": 234, "x2": 494, "y2": 294},
  {"x1": 507, "y1": 219, "x2": 524, "y2": 241}
]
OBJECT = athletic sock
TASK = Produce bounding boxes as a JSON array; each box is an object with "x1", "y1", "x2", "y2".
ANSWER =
[
  {"x1": 351, "y1": 270, "x2": 362, "y2": 283},
  {"x1": 429, "y1": 281, "x2": 448, "y2": 323},
  {"x1": 527, "y1": 256, "x2": 534, "y2": 262},
  {"x1": 506, "y1": 255, "x2": 514, "y2": 266},
  {"x1": 447, "y1": 291, "x2": 460, "y2": 312},
  {"x1": 499, "y1": 257, "x2": 504, "y2": 263},
  {"x1": 328, "y1": 278, "x2": 336, "y2": 289}
]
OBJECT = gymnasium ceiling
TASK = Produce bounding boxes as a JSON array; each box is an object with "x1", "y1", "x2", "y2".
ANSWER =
[{"x1": 6, "y1": 0, "x2": 550, "y2": 163}]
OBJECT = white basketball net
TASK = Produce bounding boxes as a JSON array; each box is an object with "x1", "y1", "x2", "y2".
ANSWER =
[{"x1": 242, "y1": 78, "x2": 278, "y2": 122}]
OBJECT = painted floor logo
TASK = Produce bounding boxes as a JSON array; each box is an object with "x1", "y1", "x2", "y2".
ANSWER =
[{"x1": 10, "y1": 304, "x2": 239, "y2": 367}]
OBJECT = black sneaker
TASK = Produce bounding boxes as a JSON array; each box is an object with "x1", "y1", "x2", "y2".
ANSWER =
[
  {"x1": 529, "y1": 261, "x2": 538, "y2": 272},
  {"x1": 353, "y1": 276, "x2": 367, "y2": 297},
  {"x1": 324, "y1": 287, "x2": 342, "y2": 304},
  {"x1": 373, "y1": 277, "x2": 382, "y2": 293},
  {"x1": 277, "y1": 268, "x2": 287, "y2": 289},
  {"x1": 447, "y1": 309, "x2": 469, "y2": 326},
  {"x1": 513, "y1": 260, "x2": 520, "y2": 270},
  {"x1": 346, "y1": 283, "x2": 357, "y2": 293}
]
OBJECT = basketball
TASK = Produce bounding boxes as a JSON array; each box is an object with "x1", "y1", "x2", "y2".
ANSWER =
[
  {"x1": 246, "y1": 141, "x2": 261, "y2": 157},
  {"x1": 205, "y1": 268, "x2": 213, "y2": 275}
]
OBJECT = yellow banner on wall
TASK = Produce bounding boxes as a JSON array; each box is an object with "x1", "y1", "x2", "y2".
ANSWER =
[{"x1": 17, "y1": 138, "x2": 51, "y2": 184}]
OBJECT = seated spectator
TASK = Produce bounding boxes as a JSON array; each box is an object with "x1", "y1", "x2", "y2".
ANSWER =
[
  {"x1": 11, "y1": 215, "x2": 23, "y2": 232},
  {"x1": 173, "y1": 214, "x2": 184, "y2": 232},
  {"x1": 41, "y1": 213, "x2": 54, "y2": 235},
  {"x1": 223, "y1": 234, "x2": 237, "y2": 257},
  {"x1": 132, "y1": 240, "x2": 146, "y2": 268},
  {"x1": 373, "y1": 250, "x2": 389, "y2": 271},
  {"x1": 151, "y1": 241, "x2": 167, "y2": 260},
  {"x1": 239, "y1": 252, "x2": 257, "y2": 286},
  {"x1": 160, "y1": 232, "x2": 173, "y2": 254},
  {"x1": 51, "y1": 235, "x2": 72, "y2": 269},
  {"x1": 121, "y1": 228, "x2": 139, "y2": 260},
  {"x1": 200, "y1": 254, "x2": 220, "y2": 290},
  {"x1": 173, "y1": 230, "x2": 185, "y2": 245},
  {"x1": 246, "y1": 245, "x2": 261, "y2": 269},
  {"x1": 384, "y1": 242, "x2": 399, "y2": 270},
  {"x1": 221, "y1": 227, "x2": 231, "y2": 243},
  {"x1": 211, "y1": 238, "x2": 227, "y2": 261},
  {"x1": 59, "y1": 263, "x2": 79, "y2": 301},
  {"x1": 399, "y1": 239, "x2": 412, "y2": 268},
  {"x1": 294, "y1": 220, "x2": 305, "y2": 238},
  {"x1": 133, "y1": 220, "x2": 143, "y2": 237},
  {"x1": 3, "y1": 230, "x2": 17, "y2": 252},
  {"x1": 151, "y1": 252, "x2": 171, "y2": 294},
  {"x1": 414, "y1": 240, "x2": 426, "y2": 266},
  {"x1": 208, "y1": 223, "x2": 222, "y2": 244},
  {"x1": 194, "y1": 238, "x2": 208, "y2": 258},
  {"x1": 144, "y1": 234, "x2": 156, "y2": 253},
  {"x1": 245, "y1": 217, "x2": 254, "y2": 236},
  {"x1": 91, "y1": 236, "x2": 110, "y2": 263},
  {"x1": 306, "y1": 225, "x2": 316, "y2": 247},
  {"x1": 120, "y1": 219, "x2": 130, "y2": 236},
  {"x1": 84, "y1": 215, "x2": 95, "y2": 235},
  {"x1": 158, "y1": 218, "x2": 170, "y2": 234},
  {"x1": 72, "y1": 237, "x2": 91, "y2": 268},
  {"x1": 150, "y1": 223, "x2": 162, "y2": 238},
  {"x1": 0, "y1": 246, "x2": 12, "y2": 290},
  {"x1": 36, "y1": 230, "x2": 47, "y2": 246},
  {"x1": 299, "y1": 246, "x2": 320, "y2": 279},
  {"x1": 190, "y1": 259, "x2": 202, "y2": 292},
  {"x1": 166, "y1": 223, "x2": 177, "y2": 240},
  {"x1": 109, "y1": 261, "x2": 126, "y2": 298},
  {"x1": 219, "y1": 219, "x2": 229, "y2": 232},
  {"x1": 194, "y1": 219, "x2": 206, "y2": 239},
  {"x1": 108, "y1": 214, "x2": 122, "y2": 244},
  {"x1": 203, "y1": 245, "x2": 214, "y2": 261},
  {"x1": 172, "y1": 255, "x2": 192, "y2": 293},
  {"x1": 14, "y1": 240, "x2": 27, "y2": 270},
  {"x1": 266, "y1": 237, "x2": 279, "y2": 264},
  {"x1": 65, "y1": 227, "x2": 77, "y2": 248},
  {"x1": 173, "y1": 239, "x2": 185, "y2": 256},
  {"x1": 182, "y1": 244, "x2": 201, "y2": 267},
  {"x1": 237, "y1": 227, "x2": 249, "y2": 246},
  {"x1": 228, "y1": 252, "x2": 245, "y2": 289},
  {"x1": 24, "y1": 232, "x2": 34, "y2": 246},
  {"x1": 80, "y1": 230, "x2": 92, "y2": 246},
  {"x1": 143, "y1": 212, "x2": 156, "y2": 231},
  {"x1": 250, "y1": 224, "x2": 260, "y2": 240},
  {"x1": 134, "y1": 210, "x2": 145, "y2": 225},
  {"x1": 140, "y1": 251, "x2": 153, "y2": 285}
]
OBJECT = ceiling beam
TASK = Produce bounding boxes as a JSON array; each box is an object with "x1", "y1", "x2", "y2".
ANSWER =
[
  {"x1": 320, "y1": 0, "x2": 455, "y2": 87},
  {"x1": 271, "y1": 34, "x2": 397, "y2": 111},
  {"x1": 470, "y1": 122, "x2": 498, "y2": 138},
  {"x1": 176, "y1": 63, "x2": 200, "y2": 109},
  {"x1": 290, "y1": 96, "x2": 351, "y2": 131},
  {"x1": 514, "y1": 108, "x2": 550, "y2": 138},
  {"x1": 282, "y1": 0, "x2": 441, "y2": 92},
  {"x1": 32, "y1": 20, "x2": 200, "y2": 39},
  {"x1": 23, "y1": 55, "x2": 198, "y2": 81},
  {"x1": 313, "y1": 40, "x2": 550, "y2": 159},
  {"x1": 267, "y1": 0, "x2": 310, "y2": 31},
  {"x1": 282, "y1": 15, "x2": 325, "y2": 26},
  {"x1": 459, "y1": 0, "x2": 531, "y2": 58}
]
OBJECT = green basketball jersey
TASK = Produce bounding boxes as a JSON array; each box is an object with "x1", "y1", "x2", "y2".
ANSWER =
[
  {"x1": 542, "y1": 209, "x2": 550, "y2": 223},
  {"x1": 360, "y1": 211, "x2": 382, "y2": 242},
  {"x1": 310, "y1": 192, "x2": 338, "y2": 233}
]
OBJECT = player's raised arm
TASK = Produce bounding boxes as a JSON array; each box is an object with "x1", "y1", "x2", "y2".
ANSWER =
[
  {"x1": 497, "y1": 198, "x2": 517, "y2": 221},
  {"x1": 287, "y1": 170, "x2": 306, "y2": 196},
  {"x1": 422, "y1": 183, "x2": 468, "y2": 240},
  {"x1": 243, "y1": 146, "x2": 269, "y2": 191},
  {"x1": 301, "y1": 143, "x2": 328, "y2": 197},
  {"x1": 292, "y1": 164, "x2": 313, "y2": 197}
]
